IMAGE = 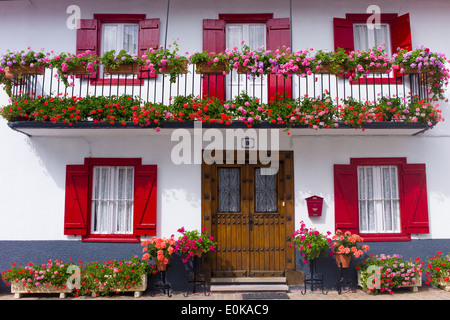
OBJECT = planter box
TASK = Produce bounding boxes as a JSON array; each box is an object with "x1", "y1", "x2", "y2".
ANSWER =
[
  {"x1": 367, "y1": 67, "x2": 390, "y2": 74},
  {"x1": 357, "y1": 270, "x2": 422, "y2": 293},
  {"x1": 195, "y1": 61, "x2": 229, "y2": 74},
  {"x1": 68, "y1": 65, "x2": 92, "y2": 75},
  {"x1": 314, "y1": 64, "x2": 345, "y2": 74},
  {"x1": 91, "y1": 274, "x2": 147, "y2": 298},
  {"x1": 9, "y1": 64, "x2": 45, "y2": 76},
  {"x1": 161, "y1": 59, "x2": 188, "y2": 74},
  {"x1": 104, "y1": 63, "x2": 140, "y2": 75},
  {"x1": 438, "y1": 273, "x2": 450, "y2": 292},
  {"x1": 11, "y1": 281, "x2": 72, "y2": 299}
]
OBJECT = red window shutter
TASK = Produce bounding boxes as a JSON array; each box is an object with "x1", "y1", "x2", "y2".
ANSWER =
[
  {"x1": 334, "y1": 164, "x2": 359, "y2": 234},
  {"x1": 138, "y1": 18, "x2": 160, "y2": 79},
  {"x1": 402, "y1": 163, "x2": 430, "y2": 234},
  {"x1": 202, "y1": 19, "x2": 226, "y2": 101},
  {"x1": 391, "y1": 13, "x2": 412, "y2": 78},
  {"x1": 76, "y1": 19, "x2": 99, "y2": 79},
  {"x1": 333, "y1": 18, "x2": 354, "y2": 53},
  {"x1": 133, "y1": 165, "x2": 157, "y2": 236},
  {"x1": 64, "y1": 165, "x2": 89, "y2": 235},
  {"x1": 267, "y1": 18, "x2": 292, "y2": 101}
]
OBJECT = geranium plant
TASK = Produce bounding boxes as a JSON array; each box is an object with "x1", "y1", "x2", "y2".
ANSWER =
[
  {"x1": 174, "y1": 227, "x2": 217, "y2": 263},
  {"x1": 393, "y1": 46, "x2": 450, "y2": 100},
  {"x1": 310, "y1": 48, "x2": 351, "y2": 74},
  {"x1": 143, "y1": 39, "x2": 189, "y2": 83},
  {"x1": 189, "y1": 50, "x2": 230, "y2": 74},
  {"x1": 100, "y1": 49, "x2": 143, "y2": 71},
  {"x1": 0, "y1": 47, "x2": 52, "y2": 72},
  {"x1": 141, "y1": 236, "x2": 176, "y2": 266},
  {"x1": 79, "y1": 256, "x2": 154, "y2": 296},
  {"x1": 425, "y1": 251, "x2": 450, "y2": 287},
  {"x1": 51, "y1": 50, "x2": 98, "y2": 87},
  {"x1": 331, "y1": 230, "x2": 369, "y2": 258},
  {"x1": 350, "y1": 44, "x2": 392, "y2": 79},
  {"x1": 356, "y1": 254, "x2": 423, "y2": 294},
  {"x1": 291, "y1": 221, "x2": 333, "y2": 263},
  {"x1": 1, "y1": 258, "x2": 75, "y2": 291}
]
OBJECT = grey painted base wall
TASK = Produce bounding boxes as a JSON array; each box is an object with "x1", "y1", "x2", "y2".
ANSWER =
[{"x1": 1, "y1": 239, "x2": 449, "y2": 294}]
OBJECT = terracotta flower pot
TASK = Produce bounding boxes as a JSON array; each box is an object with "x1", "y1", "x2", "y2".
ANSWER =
[
  {"x1": 155, "y1": 257, "x2": 170, "y2": 271},
  {"x1": 194, "y1": 249, "x2": 203, "y2": 258},
  {"x1": 335, "y1": 253, "x2": 352, "y2": 268}
]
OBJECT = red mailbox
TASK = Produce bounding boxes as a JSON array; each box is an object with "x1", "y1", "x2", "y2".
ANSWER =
[{"x1": 306, "y1": 196, "x2": 323, "y2": 217}]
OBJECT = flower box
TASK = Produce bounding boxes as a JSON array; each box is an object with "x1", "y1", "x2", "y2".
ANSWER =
[
  {"x1": 314, "y1": 64, "x2": 345, "y2": 74},
  {"x1": 10, "y1": 280, "x2": 72, "y2": 299},
  {"x1": 367, "y1": 67, "x2": 390, "y2": 74},
  {"x1": 195, "y1": 61, "x2": 229, "y2": 74},
  {"x1": 160, "y1": 59, "x2": 189, "y2": 74},
  {"x1": 90, "y1": 274, "x2": 147, "y2": 298},
  {"x1": 438, "y1": 274, "x2": 450, "y2": 292},
  {"x1": 9, "y1": 64, "x2": 45, "y2": 76},
  {"x1": 357, "y1": 270, "x2": 422, "y2": 293},
  {"x1": 68, "y1": 65, "x2": 92, "y2": 75},
  {"x1": 104, "y1": 63, "x2": 140, "y2": 75}
]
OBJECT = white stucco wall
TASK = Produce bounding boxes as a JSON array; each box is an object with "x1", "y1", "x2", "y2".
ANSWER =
[{"x1": 0, "y1": 0, "x2": 449, "y2": 241}]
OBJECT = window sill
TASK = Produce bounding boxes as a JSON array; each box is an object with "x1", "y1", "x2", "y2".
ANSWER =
[
  {"x1": 360, "y1": 233, "x2": 411, "y2": 242},
  {"x1": 82, "y1": 234, "x2": 141, "y2": 243}
]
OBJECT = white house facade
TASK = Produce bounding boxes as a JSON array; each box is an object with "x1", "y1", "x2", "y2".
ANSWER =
[{"x1": 0, "y1": 0, "x2": 449, "y2": 292}]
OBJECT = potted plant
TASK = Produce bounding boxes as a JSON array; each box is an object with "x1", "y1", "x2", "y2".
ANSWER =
[
  {"x1": 425, "y1": 251, "x2": 450, "y2": 291},
  {"x1": 230, "y1": 43, "x2": 280, "y2": 77},
  {"x1": 331, "y1": 230, "x2": 369, "y2": 268},
  {"x1": 1, "y1": 258, "x2": 76, "y2": 298},
  {"x1": 0, "y1": 47, "x2": 51, "y2": 76},
  {"x1": 174, "y1": 227, "x2": 217, "y2": 263},
  {"x1": 141, "y1": 236, "x2": 176, "y2": 271},
  {"x1": 356, "y1": 254, "x2": 423, "y2": 294},
  {"x1": 291, "y1": 221, "x2": 332, "y2": 264},
  {"x1": 143, "y1": 40, "x2": 189, "y2": 83},
  {"x1": 100, "y1": 49, "x2": 143, "y2": 75},
  {"x1": 392, "y1": 46, "x2": 450, "y2": 100},
  {"x1": 190, "y1": 50, "x2": 230, "y2": 74},
  {"x1": 51, "y1": 50, "x2": 98, "y2": 87},
  {"x1": 350, "y1": 44, "x2": 392, "y2": 79},
  {"x1": 310, "y1": 48, "x2": 350, "y2": 74}
]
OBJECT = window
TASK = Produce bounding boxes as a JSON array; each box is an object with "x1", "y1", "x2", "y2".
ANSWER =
[
  {"x1": 91, "y1": 166, "x2": 135, "y2": 234},
  {"x1": 333, "y1": 13, "x2": 412, "y2": 84},
  {"x1": 334, "y1": 158, "x2": 429, "y2": 241},
  {"x1": 202, "y1": 14, "x2": 291, "y2": 102},
  {"x1": 226, "y1": 23, "x2": 266, "y2": 100},
  {"x1": 353, "y1": 23, "x2": 391, "y2": 56},
  {"x1": 76, "y1": 15, "x2": 160, "y2": 84},
  {"x1": 64, "y1": 158, "x2": 157, "y2": 242},
  {"x1": 100, "y1": 23, "x2": 139, "y2": 77},
  {"x1": 357, "y1": 165, "x2": 400, "y2": 233}
]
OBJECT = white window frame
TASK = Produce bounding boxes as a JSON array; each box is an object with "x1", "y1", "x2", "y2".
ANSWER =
[
  {"x1": 353, "y1": 23, "x2": 392, "y2": 56},
  {"x1": 91, "y1": 166, "x2": 135, "y2": 235},
  {"x1": 100, "y1": 23, "x2": 139, "y2": 77},
  {"x1": 226, "y1": 23, "x2": 266, "y2": 100},
  {"x1": 357, "y1": 165, "x2": 400, "y2": 234}
]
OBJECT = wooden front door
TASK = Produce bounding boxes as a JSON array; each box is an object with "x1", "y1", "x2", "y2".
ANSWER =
[{"x1": 202, "y1": 151, "x2": 295, "y2": 278}]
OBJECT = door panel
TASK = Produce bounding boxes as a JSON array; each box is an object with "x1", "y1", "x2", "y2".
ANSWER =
[{"x1": 204, "y1": 152, "x2": 294, "y2": 278}]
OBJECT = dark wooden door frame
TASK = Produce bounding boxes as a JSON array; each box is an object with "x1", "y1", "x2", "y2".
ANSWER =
[{"x1": 201, "y1": 150, "x2": 295, "y2": 279}]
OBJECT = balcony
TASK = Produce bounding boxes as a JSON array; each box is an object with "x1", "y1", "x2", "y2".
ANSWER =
[{"x1": 1, "y1": 49, "x2": 444, "y2": 137}]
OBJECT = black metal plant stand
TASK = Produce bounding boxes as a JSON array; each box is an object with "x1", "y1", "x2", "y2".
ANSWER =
[
  {"x1": 184, "y1": 255, "x2": 210, "y2": 296},
  {"x1": 336, "y1": 262, "x2": 356, "y2": 294},
  {"x1": 301, "y1": 258, "x2": 327, "y2": 295},
  {"x1": 154, "y1": 269, "x2": 172, "y2": 298}
]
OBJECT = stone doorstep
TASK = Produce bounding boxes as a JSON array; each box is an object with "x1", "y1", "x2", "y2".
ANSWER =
[{"x1": 210, "y1": 277, "x2": 289, "y2": 292}]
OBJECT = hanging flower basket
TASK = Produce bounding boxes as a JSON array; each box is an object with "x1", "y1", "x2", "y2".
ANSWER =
[
  {"x1": 9, "y1": 64, "x2": 45, "y2": 76},
  {"x1": 104, "y1": 62, "x2": 140, "y2": 75},
  {"x1": 195, "y1": 61, "x2": 229, "y2": 74}
]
